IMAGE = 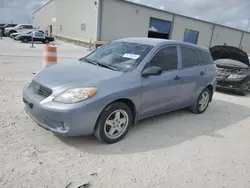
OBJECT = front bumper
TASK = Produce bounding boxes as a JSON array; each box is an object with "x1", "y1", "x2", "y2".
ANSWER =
[
  {"x1": 23, "y1": 83, "x2": 103, "y2": 136},
  {"x1": 216, "y1": 79, "x2": 243, "y2": 91}
]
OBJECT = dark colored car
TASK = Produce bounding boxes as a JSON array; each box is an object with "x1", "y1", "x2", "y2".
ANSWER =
[
  {"x1": 11, "y1": 30, "x2": 44, "y2": 40},
  {"x1": 19, "y1": 31, "x2": 54, "y2": 44},
  {"x1": 211, "y1": 45, "x2": 250, "y2": 96}
]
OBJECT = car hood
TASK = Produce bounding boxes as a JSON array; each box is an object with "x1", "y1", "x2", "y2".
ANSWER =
[
  {"x1": 33, "y1": 60, "x2": 124, "y2": 90},
  {"x1": 210, "y1": 45, "x2": 250, "y2": 67}
]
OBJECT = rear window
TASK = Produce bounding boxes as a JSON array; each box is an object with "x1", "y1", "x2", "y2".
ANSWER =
[{"x1": 199, "y1": 50, "x2": 213, "y2": 65}]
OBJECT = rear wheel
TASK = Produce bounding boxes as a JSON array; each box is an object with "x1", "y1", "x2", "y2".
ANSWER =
[
  {"x1": 22, "y1": 38, "x2": 29, "y2": 43},
  {"x1": 94, "y1": 102, "x2": 132, "y2": 144},
  {"x1": 190, "y1": 88, "x2": 211, "y2": 114},
  {"x1": 239, "y1": 80, "x2": 250, "y2": 96}
]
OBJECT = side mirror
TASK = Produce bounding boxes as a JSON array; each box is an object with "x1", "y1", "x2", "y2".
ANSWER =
[{"x1": 142, "y1": 66, "x2": 163, "y2": 77}]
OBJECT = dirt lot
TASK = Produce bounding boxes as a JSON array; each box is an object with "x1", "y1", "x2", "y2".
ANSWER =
[{"x1": 1, "y1": 38, "x2": 250, "y2": 188}]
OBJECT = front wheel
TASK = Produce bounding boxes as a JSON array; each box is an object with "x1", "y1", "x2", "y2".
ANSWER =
[
  {"x1": 238, "y1": 80, "x2": 250, "y2": 96},
  {"x1": 8, "y1": 31, "x2": 16, "y2": 36},
  {"x1": 94, "y1": 102, "x2": 132, "y2": 144},
  {"x1": 189, "y1": 88, "x2": 211, "y2": 114},
  {"x1": 43, "y1": 39, "x2": 49, "y2": 44},
  {"x1": 22, "y1": 38, "x2": 29, "y2": 43}
]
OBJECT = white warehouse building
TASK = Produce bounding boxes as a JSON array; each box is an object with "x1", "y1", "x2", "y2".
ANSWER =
[{"x1": 33, "y1": 0, "x2": 250, "y2": 52}]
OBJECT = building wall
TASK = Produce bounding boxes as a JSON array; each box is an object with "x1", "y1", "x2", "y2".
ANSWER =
[
  {"x1": 32, "y1": 1, "x2": 55, "y2": 32},
  {"x1": 101, "y1": 0, "x2": 250, "y2": 52},
  {"x1": 210, "y1": 25, "x2": 242, "y2": 47},
  {"x1": 171, "y1": 15, "x2": 214, "y2": 47},
  {"x1": 54, "y1": 0, "x2": 99, "y2": 40},
  {"x1": 241, "y1": 33, "x2": 250, "y2": 53},
  {"x1": 101, "y1": 0, "x2": 173, "y2": 41}
]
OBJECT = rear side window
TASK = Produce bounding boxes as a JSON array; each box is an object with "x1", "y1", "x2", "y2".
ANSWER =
[
  {"x1": 148, "y1": 46, "x2": 178, "y2": 71},
  {"x1": 25, "y1": 25, "x2": 33, "y2": 29},
  {"x1": 180, "y1": 46, "x2": 200, "y2": 68},
  {"x1": 199, "y1": 50, "x2": 214, "y2": 65}
]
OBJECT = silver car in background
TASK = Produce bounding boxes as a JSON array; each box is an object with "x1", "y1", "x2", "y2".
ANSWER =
[{"x1": 23, "y1": 38, "x2": 217, "y2": 144}]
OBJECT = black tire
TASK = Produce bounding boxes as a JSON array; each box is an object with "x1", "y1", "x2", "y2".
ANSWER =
[
  {"x1": 238, "y1": 80, "x2": 250, "y2": 96},
  {"x1": 43, "y1": 39, "x2": 49, "y2": 44},
  {"x1": 189, "y1": 88, "x2": 211, "y2": 114},
  {"x1": 22, "y1": 38, "x2": 29, "y2": 43},
  {"x1": 94, "y1": 102, "x2": 133, "y2": 144}
]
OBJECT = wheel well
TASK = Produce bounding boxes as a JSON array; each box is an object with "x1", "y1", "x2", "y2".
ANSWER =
[
  {"x1": 113, "y1": 98, "x2": 137, "y2": 124},
  {"x1": 94, "y1": 98, "x2": 137, "y2": 131},
  {"x1": 206, "y1": 84, "x2": 213, "y2": 101},
  {"x1": 9, "y1": 30, "x2": 17, "y2": 33}
]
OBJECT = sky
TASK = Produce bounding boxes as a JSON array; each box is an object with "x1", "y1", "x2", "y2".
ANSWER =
[{"x1": 0, "y1": 0, "x2": 249, "y2": 30}]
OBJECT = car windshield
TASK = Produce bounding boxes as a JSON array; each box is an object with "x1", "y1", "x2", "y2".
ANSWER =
[
  {"x1": 14, "y1": 24, "x2": 20, "y2": 29},
  {"x1": 83, "y1": 41, "x2": 153, "y2": 72},
  {"x1": 215, "y1": 59, "x2": 249, "y2": 68}
]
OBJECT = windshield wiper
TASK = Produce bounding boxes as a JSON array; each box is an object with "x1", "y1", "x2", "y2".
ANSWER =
[
  {"x1": 80, "y1": 58, "x2": 98, "y2": 66},
  {"x1": 95, "y1": 62, "x2": 119, "y2": 71},
  {"x1": 80, "y1": 58, "x2": 118, "y2": 71}
]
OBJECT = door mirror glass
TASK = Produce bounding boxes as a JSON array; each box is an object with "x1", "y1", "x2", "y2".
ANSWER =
[{"x1": 142, "y1": 66, "x2": 162, "y2": 77}]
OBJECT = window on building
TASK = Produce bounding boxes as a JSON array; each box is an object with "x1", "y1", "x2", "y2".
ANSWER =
[
  {"x1": 183, "y1": 29, "x2": 199, "y2": 44},
  {"x1": 81, "y1": 23, "x2": 86, "y2": 31},
  {"x1": 60, "y1": 25, "x2": 63, "y2": 32},
  {"x1": 181, "y1": 46, "x2": 200, "y2": 68},
  {"x1": 147, "y1": 46, "x2": 178, "y2": 71},
  {"x1": 148, "y1": 17, "x2": 172, "y2": 39}
]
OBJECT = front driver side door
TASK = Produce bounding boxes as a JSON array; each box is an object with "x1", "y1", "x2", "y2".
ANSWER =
[
  {"x1": 140, "y1": 45, "x2": 183, "y2": 118},
  {"x1": 33, "y1": 31, "x2": 45, "y2": 42}
]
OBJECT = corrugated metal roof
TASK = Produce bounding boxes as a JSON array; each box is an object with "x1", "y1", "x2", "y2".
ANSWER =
[{"x1": 120, "y1": 0, "x2": 249, "y2": 33}]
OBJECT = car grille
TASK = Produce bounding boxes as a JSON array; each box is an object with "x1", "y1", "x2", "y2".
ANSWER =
[{"x1": 31, "y1": 81, "x2": 52, "y2": 98}]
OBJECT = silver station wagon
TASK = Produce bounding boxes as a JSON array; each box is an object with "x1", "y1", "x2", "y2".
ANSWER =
[{"x1": 23, "y1": 38, "x2": 217, "y2": 144}]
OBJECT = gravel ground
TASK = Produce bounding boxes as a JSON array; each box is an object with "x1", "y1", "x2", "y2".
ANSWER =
[{"x1": 1, "y1": 38, "x2": 250, "y2": 188}]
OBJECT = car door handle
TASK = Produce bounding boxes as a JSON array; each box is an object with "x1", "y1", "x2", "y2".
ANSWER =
[
  {"x1": 200, "y1": 71, "x2": 205, "y2": 76},
  {"x1": 174, "y1": 76, "x2": 181, "y2": 80}
]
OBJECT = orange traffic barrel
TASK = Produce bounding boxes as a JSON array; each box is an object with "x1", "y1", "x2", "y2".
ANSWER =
[{"x1": 43, "y1": 44, "x2": 57, "y2": 68}]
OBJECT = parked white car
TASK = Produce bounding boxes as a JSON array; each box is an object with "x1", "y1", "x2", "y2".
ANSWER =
[{"x1": 5, "y1": 24, "x2": 34, "y2": 36}]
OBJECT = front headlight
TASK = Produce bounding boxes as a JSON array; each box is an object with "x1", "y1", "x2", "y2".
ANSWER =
[
  {"x1": 228, "y1": 74, "x2": 246, "y2": 80},
  {"x1": 53, "y1": 88, "x2": 97, "y2": 104}
]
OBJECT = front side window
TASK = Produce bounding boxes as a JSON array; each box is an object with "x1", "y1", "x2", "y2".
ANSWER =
[
  {"x1": 147, "y1": 46, "x2": 178, "y2": 71},
  {"x1": 84, "y1": 42, "x2": 153, "y2": 72},
  {"x1": 18, "y1": 25, "x2": 24, "y2": 29},
  {"x1": 181, "y1": 46, "x2": 200, "y2": 68},
  {"x1": 25, "y1": 25, "x2": 33, "y2": 29},
  {"x1": 34, "y1": 32, "x2": 44, "y2": 38}
]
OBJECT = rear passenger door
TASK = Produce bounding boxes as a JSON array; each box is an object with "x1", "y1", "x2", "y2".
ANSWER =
[{"x1": 178, "y1": 46, "x2": 205, "y2": 106}]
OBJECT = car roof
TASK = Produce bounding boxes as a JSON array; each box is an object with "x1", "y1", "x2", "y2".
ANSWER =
[{"x1": 115, "y1": 37, "x2": 209, "y2": 52}]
